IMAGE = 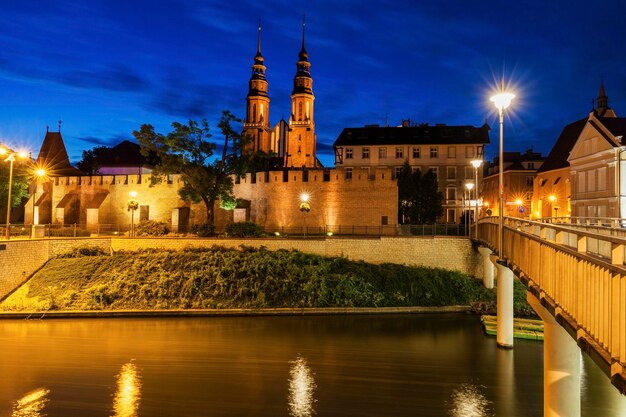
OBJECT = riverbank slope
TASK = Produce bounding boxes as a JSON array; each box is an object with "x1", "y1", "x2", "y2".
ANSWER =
[{"x1": 0, "y1": 246, "x2": 531, "y2": 314}]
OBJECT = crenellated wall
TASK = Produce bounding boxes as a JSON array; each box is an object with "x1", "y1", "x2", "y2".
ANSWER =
[{"x1": 26, "y1": 167, "x2": 399, "y2": 230}]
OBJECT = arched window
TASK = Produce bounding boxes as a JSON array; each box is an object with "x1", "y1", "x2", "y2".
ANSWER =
[
  {"x1": 253, "y1": 104, "x2": 257, "y2": 122},
  {"x1": 298, "y1": 102, "x2": 303, "y2": 121}
]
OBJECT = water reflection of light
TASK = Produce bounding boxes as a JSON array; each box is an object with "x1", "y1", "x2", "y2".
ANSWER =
[
  {"x1": 112, "y1": 361, "x2": 142, "y2": 417},
  {"x1": 288, "y1": 356, "x2": 316, "y2": 417},
  {"x1": 11, "y1": 387, "x2": 50, "y2": 417},
  {"x1": 449, "y1": 383, "x2": 492, "y2": 417}
]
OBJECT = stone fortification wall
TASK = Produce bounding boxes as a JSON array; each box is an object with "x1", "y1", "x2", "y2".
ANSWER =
[{"x1": 39, "y1": 167, "x2": 398, "y2": 230}]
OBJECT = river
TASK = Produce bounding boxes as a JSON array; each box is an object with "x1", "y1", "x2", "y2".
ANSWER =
[{"x1": 1, "y1": 314, "x2": 624, "y2": 416}]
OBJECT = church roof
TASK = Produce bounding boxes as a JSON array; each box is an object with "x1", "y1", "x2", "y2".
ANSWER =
[
  {"x1": 97, "y1": 140, "x2": 157, "y2": 167},
  {"x1": 595, "y1": 116, "x2": 626, "y2": 141},
  {"x1": 333, "y1": 124, "x2": 491, "y2": 147},
  {"x1": 36, "y1": 131, "x2": 83, "y2": 177},
  {"x1": 537, "y1": 118, "x2": 587, "y2": 173}
]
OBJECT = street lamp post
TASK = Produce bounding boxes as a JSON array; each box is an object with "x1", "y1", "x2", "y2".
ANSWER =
[
  {"x1": 299, "y1": 193, "x2": 311, "y2": 237},
  {"x1": 471, "y1": 159, "x2": 483, "y2": 239},
  {"x1": 1, "y1": 148, "x2": 28, "y2": 240},
  {"x1": 490, "y1": 82, "x2": 515, "y2": 258},
  {"x1": 127, "y1": 191, "x2": 139, "y2": 237},
  {"x1": 465, "y1": 182, "x2": 474, "y2": 238},
  {"x1": 548, "y1": 194, "x2": 556, "y2": 222}
]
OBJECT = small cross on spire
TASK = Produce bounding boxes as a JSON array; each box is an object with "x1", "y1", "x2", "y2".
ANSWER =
[{"x1": 58, "y1": 119, "x2": 62, "y2": 132}]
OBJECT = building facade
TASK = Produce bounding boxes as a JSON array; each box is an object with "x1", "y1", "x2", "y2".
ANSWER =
[
  {"x1": 333, "y1": 120, "x2": 490, "y2": 222},
  {"x1": 482, "y1": 150, "x2": 545, "y2": 218}
]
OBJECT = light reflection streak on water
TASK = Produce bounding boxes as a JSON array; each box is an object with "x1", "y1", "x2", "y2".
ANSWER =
[
  {"x1": 11, "y1": 387, "x2": 50, "y2": 417},
  {"x1": 112, "y1": 361, "x2": 142, "y2": 417},
  {"x1": 288, "y1": 356, "x2": 316, "y2": 417},
  {"x1": 449, "y1": 383, "x2": 492, "y2": 417}
]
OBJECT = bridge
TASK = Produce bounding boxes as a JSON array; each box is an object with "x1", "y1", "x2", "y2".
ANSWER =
[{"x1": 476, "y1": 216, "x2": 626, "y2": 415}]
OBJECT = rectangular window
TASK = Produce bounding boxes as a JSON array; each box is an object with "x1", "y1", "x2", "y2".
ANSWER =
[
  {"x1": 412, "y1": 167, "x2": 420, "y2": 174},
  {"x1": 577, "y1": 172, "x2": 585, "y2": 192},
  {"x1": 465, "y1": 166, "x2": 473, "y2": 179},
  {"x1": 587, "y1": 170, "x2": 596, "y2": 192},
  {"x1": 394, "y1": 167, "x2": 402, "y2": 178},
  {"x1": 381, "y1": 215, "x2": 389, "y2": 226},
  {"x1": 429, "y1": 166, "x2": 438, "y2": 179},
  {"x1": 446, "y1": 209, "x2": 456, "y2": 223},
  {"x1": 430, "y1": 147, "x2": 438, "y2": 158},
  {"x1": 412, "y1": 147, "x2": 420, "y2": 158},
  {"x1": 362, "y1": 148, "x2": 370, "y2": 159},
  {"x1": 598, "y1": 167, "x2": 607, "y2": 190},
  {"x1": 379, "y1": 147, "x2": 387, "y2": 159},
  {"x1": 465, "y1": 146, "x2": 475, "y2": 158},
  {"x1": 447, "y1": 166, "x2": 456, "y2": 180},
  {"x1": 346, "y1": 148, "x2": 353, "y2": 159},
  {"x1": 446, "y1": 187, "x2": 457, "y2": 200},
  {"x1": 346, "y1": 167, "x2": 353, "y2": 180},
  {"x1": 395, "y1": 147, "x2": 403, "y2": 159},
  {"x1": 526, "y1": 176, "x2": 534, "y2": 186},
  {"x1": 448, "y1": 146, "x2": 456, "y2": 158}
]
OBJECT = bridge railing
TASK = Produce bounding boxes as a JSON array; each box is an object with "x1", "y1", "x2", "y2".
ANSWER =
[{"x1": 477, "y1": 216, "x2": 626, "y2": 380}]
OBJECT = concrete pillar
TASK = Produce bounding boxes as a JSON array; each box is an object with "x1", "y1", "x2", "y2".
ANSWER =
[
  {"x1": 495, "y1": 260, "x2": 514, "y2": 348},
  {"x1": 527, "y1": 293, "x2": 581, "y2": 417},
  {"x1": 478, "y1": 247, "x2": 494, "y2": 289}
]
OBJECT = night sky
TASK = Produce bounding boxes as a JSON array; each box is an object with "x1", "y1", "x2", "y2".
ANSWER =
[{"x1": 1, "y1": 0, "x2": 625, "y2": 167}]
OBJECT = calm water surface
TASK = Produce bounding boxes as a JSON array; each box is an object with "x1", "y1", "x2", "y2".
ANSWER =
[{"x1": 1, "y1": 314, "x2": 625, "y2": 416}]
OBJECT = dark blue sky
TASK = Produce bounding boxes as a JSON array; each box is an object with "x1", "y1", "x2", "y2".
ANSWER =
[{"x1": 1, "y1": 0, "x2": 625, "y2": 166}]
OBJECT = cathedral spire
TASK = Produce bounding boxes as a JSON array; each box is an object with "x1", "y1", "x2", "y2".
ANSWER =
[
  {"x1": 257, "y1": 19, "x2": 261, "y2": 55},
  {"x1": 299, "y1": 14, "x2": 308, "y2": 62},
  {"x1": 597, "y1": 78, "x2": 609, "y2": 114}
]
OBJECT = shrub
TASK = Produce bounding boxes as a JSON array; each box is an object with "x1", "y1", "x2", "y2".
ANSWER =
[
  {"x1": 191, "y1": 222, "x2": 216, "y2": 237},
  {"x1": 135, "y1": 220, "x2": 170, "y2": 236},
  {"x1": 225, "y1": 222, "x2": 264, "y2": 238},
  {"x1": 57, "y1": 247, "x2": 108, "y2": 258}
]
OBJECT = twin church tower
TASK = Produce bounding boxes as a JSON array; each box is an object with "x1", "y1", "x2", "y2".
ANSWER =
[{"x1": 243, "y1": 20, "x2": 318, "y2": 168}]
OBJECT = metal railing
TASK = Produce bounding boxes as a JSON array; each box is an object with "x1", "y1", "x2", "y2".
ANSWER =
[
  {"x1": 1, "y1": 222, "x2": 469, "y2": 239},
  {"x1": 477, "y1": 216, "x2": 626, "y2": 386}
]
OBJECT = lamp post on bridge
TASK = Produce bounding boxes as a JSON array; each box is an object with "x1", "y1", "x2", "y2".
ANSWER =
[
  {"x1": 299, "y1": 193, "x2": 311, "y2": 237},
  {"x1": 465, "y1": 182, "x2": 474, "y2": 237},
  {"x1": 127, "y1": 191, "x2": 139, "y2": 237},
  {"x1": 490, "y1": 81, "x2": 515, "y2": 258}
]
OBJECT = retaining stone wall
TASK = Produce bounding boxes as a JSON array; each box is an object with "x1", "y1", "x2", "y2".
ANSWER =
[{"x1": 1, "y1": 236, "x2": 483, "y2": 299}]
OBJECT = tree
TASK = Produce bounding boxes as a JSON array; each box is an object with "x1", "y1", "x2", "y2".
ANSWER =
[
  {"x1": 76, "y1": 146, "x2": 108, "y2": 175},
  {"x1": 397, "y1": 161, "x2": 443, "y2": 224},
  {"x1": 133, "y1": 111, "x2": 246, "y2": 225},
  {"x1": 0, "y1": 161, "x2": 30, "y2": 220}
]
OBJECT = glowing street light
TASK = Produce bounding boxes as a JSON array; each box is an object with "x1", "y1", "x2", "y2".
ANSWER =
[
  {"x1": 127, "y1": 191, "x2": 139, "y2": 237},
  {"x1": 490, "y1": 81, "x2": 515, "y2": 258},
  {"x1": 1, "y1": 147, "x2": 29, "y2": 240},
  {"x1": 548, "y1": 194, "x2": 557, "y2": 219},
  {"x1": 465, "y1": 182, "x2": 474, "y2": 237},
  {"x1": 299, "y1": 193, "x2": 311, "y2": 237}
]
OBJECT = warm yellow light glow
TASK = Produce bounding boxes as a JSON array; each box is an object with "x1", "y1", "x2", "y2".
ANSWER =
[
  {"x1": 484, "y1": 202, "x2": 489, "y2": 207},
  {"x1": 275, "y1": 231, "x2": 281, "y2": 236},
  {"x1": 12, "y1": 387, "x2": 50, "y2": 416},
  {"x1": 465, "y1": 182, "x2": 474, "y2": 191},
  {"x1": 326, "y1": 232, "x2": 333, "y2": 236},
  {"x1": 129, "y1": 191, "x2": 138, "y2": 198},
  {"x1": 548, "y1": 195, "x2": 556, "y2": 202},
  {"x1": 471, "y1": 159, "x2": 483, "y2": 169},
  {"x1": 112, "y1": 361, "x2": 142, "y2": 417},
  {"x1": 0, "y1": 147, "x2": 6, "y2": 156},
  {"x1": 36, "y1": 168, "x2": 46, "y2": 177},
  {"x1": 300, "y1": 193, "x2": 310, "y2": 203},
  {"x1": 288, "y1": 356, "x2": 316, "y2": 417},
  {"x1": 17, "y1": 151, "x2": 29, "y2": 159},
  {"x1": 490, "y1": 91, "x2": 515, "y2": 110},
  {"x1": 450, "y1": 383, "x2": 490, "y2": 417},
  {"x1": 515, "y1": 199, "x2": 523, "y2": 205}
]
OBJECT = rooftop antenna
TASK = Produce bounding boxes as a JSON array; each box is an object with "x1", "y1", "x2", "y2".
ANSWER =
[
  {"x1": 46, "y1": 125, "x2": 49, "y2": 133},
  {"x1": 58, "y1": 119, "x2": 63, "y2": 132}
]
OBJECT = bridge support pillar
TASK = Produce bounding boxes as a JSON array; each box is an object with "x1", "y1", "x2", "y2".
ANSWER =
[
  {"x1": 495, "y1": 260, "x2": 514, "y2": 348},
  {"x1": 478, "y1": 247, "x2": 494, "y2": 289},
  {"x1": 527, "y1": 293, "x2": 581, "y2": 417}
]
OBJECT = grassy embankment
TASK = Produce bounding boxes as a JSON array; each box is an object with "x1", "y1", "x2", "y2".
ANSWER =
[{"x1": 0, "y1": 246, "x2": 533, "y2": 314}]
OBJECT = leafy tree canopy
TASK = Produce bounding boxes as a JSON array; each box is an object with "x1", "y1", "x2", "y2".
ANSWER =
[
  {"x1": 397, "y1": 161, "x2": 443, "y2": 224},
  {"x1": 0, "y1": 159, "x2": 32, "y2": 219},
  {"x1": 133, "y1": 110, "x2": 250, "y2": 225}
]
